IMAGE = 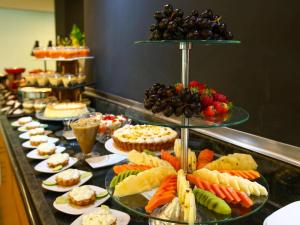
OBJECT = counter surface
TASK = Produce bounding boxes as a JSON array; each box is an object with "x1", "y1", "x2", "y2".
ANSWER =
[{"x1": 1, "y1": 99, "x2": 300, "y2": 225}]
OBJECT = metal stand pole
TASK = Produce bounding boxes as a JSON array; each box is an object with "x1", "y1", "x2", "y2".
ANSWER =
[{"x1": 179, "y1": 42, "x2": 192, "y2": 173}]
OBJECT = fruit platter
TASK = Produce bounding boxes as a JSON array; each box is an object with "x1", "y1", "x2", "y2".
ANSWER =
[{"x1": 105, "y1": 140, "x2": 269, "y2": 225}]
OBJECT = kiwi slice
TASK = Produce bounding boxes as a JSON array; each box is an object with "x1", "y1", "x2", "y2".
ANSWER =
[{"x1": 43, "y1": 180, "x2": 56, "y2": 186}]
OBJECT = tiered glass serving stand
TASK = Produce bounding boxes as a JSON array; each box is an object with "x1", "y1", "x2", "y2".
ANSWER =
[{"x1": 105, "y1": 40, "x2": 269, "y2": 225}]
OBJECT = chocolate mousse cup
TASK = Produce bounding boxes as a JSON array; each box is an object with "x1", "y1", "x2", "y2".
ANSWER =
[{"x1": 70, "y1": 117, "x2": 100, "y2": 159}]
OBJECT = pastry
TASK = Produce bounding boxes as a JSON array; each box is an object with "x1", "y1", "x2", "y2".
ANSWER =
[
  {"x1": 17, "y1": 116, "x2": 32, "y2": 125},
  {"x1": 30, "y1": 135, "x2": 48, "y2": 146},
  {"x1": 47, "y1": 153, "x2": 69, "y2": 168},
  {"x1": 82, "y1": 206, "x2": 117, "y2": 225},
  {"x1": 68, "y1": 185, "x2": 96, "y2": 206},
  {"x1": 112, "y1": 125, "x2": 177, "y2": 151},
  {"x1": 55, "y1": 169, "x2": 80, "y2": 186},
  {"x1": 28, "y1": 127, "x2": 45, "y2": 136},
  {"x1": 44, "y1": 102, "x2": 88, "y2": 118},
  {"x1": 25, "y1": 121, "x2": 41, "y2": 130},
  {"x1": 37, "y1": 142, "x2": 56, "y2": 156}
]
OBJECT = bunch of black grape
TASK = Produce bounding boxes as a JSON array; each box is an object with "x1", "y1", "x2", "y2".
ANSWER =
[
  {"x1": 149, "y1": 4, "x2": 234, "y2": 40},
  {"x1": 144, "y1": 83, "x2": 201, "y2": 118}
]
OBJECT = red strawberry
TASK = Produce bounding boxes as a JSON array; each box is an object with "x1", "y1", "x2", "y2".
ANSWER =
[
  {"x1": 213, "y1": 93, "x2": 228, "y2": 103},
  {"x1": 203, "y1": 106, "x2": 216, "y2": 117},
  {"x1": 213, "y1": 101, "x2": 223, "y2": 114},
  {"x1": 198, "y1": 82, "x2": 206, "y2": 90},
  {"x1": 210, "y1": 88, "x2": 217, "y2": 95},
  {"x1": 175, "y1": 83, "x2": 183, "y2": 93},
  {"x1": 189, "y1": 80, "x2": 199, "y2": 88},
  {"x1": 201, "y1": 92, "x2": 214, "y2": 107}
]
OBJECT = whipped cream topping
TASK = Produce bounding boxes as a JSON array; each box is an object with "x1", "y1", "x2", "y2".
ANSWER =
[
  {"x1": 56, "y1": 169, "x2": 80, "y2": 180},
  {"x1": 28, "y1": 127, "x2": 45, "y2": 135},
  {"x1": 47, "y1": 153, "x2": 69, "y2": 165},
  {"x1": 113, "y1": 125, "x2": 177, "y2": 144},
  {"x1": 68, "y1": 185, "x2": 95, "y2": 201},
  {"x1": 18, "y1": 116, "x2": 32, "y2": 124},
  {"x1": 82, "y1": 206, "x2": 117, "y2": 225},
  {"x1": 100, "y1": 114, "x2": 126, "y2": 128},
  {"x1": 25, "y1": 121, "x2": 41, "y2": 129},
  {"x1": 37, "y1": 143, "x2": 56, "y2": 153},
  {"x1": 30, "y1": 135, "x2": 48, "y2": 143}
]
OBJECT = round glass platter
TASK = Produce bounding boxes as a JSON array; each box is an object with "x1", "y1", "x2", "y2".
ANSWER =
[
  {"x1": 135, "y1": 40, "x2": 241, "y2": 45},
  {"x1": 105, "y1": 167, "x2": 269, "y2": 225},
  {"x1": 125, "y1": 103, "x2": 249, "y2": 129}
]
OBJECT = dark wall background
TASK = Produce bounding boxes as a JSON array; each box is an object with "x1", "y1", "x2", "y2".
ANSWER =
[
  {"x1": 55, "y1": 0, "x2": 84, "y2": 37},
  {"x1": 83, "y1": 0, "x2": 300, "y2": 146}
]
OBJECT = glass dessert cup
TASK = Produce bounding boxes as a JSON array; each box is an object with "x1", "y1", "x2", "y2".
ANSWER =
[
  {"x1": 48, "y1": 74, "x2": 62, "y2": 87},
  {"x1": 70, "y1": 116, "x2": 101, "y2": 160},
  {"x1": 62, "y1": 74, "x2": 77, "y2": 88},
  {"x1": 37, "y1": 74, "x2": 49, "y2": 87}
]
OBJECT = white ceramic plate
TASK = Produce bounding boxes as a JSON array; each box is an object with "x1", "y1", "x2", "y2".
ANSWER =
[
  {"x1": 85, "y1": 154, "x2": 127, "y2": 169},
  {"x1": 19, "y1": 130, "x2": 53, "y2": 140},
  {"x1": 71, "y1": 207, "x2": 130, "y2": 225},
  {"x1": 26, "y1": 146, "x2": 66, "y2": 160},
  {"x1": 53, "y1": 185, "x2": 110, "y2": 215},
  {"x1": 22, "y1": 137, "x2": 59, "y2": 149},
  {"x1": 18, "y1": 123, "x2": 48, "y2": 132},
  {"x1": 11, "y1": 118, "x2": 34, "y2": 127},
  {"x1": 34, "y1": 157, "x2": 78, "y2": 173},
  {"x1": 42, "y1": 170, "x2": 93, "y2": 192},
  {"x1": 105, "y1": 138, "x2": 172, "y2": 156}
]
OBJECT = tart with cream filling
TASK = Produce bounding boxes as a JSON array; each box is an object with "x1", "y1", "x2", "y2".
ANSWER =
[
  {"x1": 30, "y1": 135, "x2": 48, "y2": 146},
  {"x1": 44, "y1": 102, "x2": 88, "y2": 118},
  {"x1": 112, "y1": 125, "x2": 177, "y2": 151},
  {"x1": 68, "y1": 185, "x2": 96, "y2": 206},
  {"x1": 55, "y1": 169, "x2": 80, "y2": 186},
  {"x1": 28, "y1": 127, "x2": 45, "y2": 136},
  {"x1": 25, "y1": 121, "x2": 41, "y2": 130},
  {"x1": 47, "y1": 153, "x2": 69, "y2": 168},
  {"x1": 37, "y1": 143, "x2": 56, "y2": 156},
  {"x1": 82, "y1": 206, "x2": 117, "y2": 225},
  {"x1": 18, "y1": 116, "x2": 32, "y2": 125}
]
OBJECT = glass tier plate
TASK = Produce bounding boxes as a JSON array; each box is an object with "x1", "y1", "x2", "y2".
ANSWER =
[
  {"x1": 105, "y1": 167, "x2": 268, "y2": 225},
  {"x1": 34, "y1": 56, "x2": 94, "y2": 61},
  {"x1": 135, "y1": 40, "x2": 240, "y2": 45},
  {"x1": 125, "y1": 103, "x2": 249, "y2": 128}
]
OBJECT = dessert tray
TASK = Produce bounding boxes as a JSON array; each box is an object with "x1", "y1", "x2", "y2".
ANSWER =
[
  {"x1": 35, "y1": 107, "x2": 95, "y2": 121},
  {"x1": 26, "y1": 146, "x2": 66, "y2": 160},
  {"x1": 53, "y1": 185, "x2": 110, "y2": 215},
  {"x1": 104, "y1": 138, "x2": 173, "y2": 156},
  {"x1": 70, "y1": 207, "x2": 131, "y2": 225},
  {"x1": 19, "y1": 130, "x2": 52, "y2": 140},
  {"x1": 18, "y1": 124, "x2": 48, "y2": 132},
  {"x1": 22, "y1": 137, "x2": 59, "y2": 149},
  {"x1": 105, "y1": 148, "x2": 269, "y2": 225},
  {"x1": 42, "y1": 170, "x2": 93, "y2": 192},
  {"x1": 34, "y1": 156, "x2": 78, "y2": 173}
]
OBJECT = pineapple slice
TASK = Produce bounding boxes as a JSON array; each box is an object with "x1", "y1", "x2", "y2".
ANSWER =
[
  {"x1": 184, "y1": 189, "x2": 196, "y2": 225},
  {"x1": 114, "y1": 166, "x2": 176, "y2": 197},
  {"x1": 128, "y1": 150, "x2": 173, "y2": 168},
  {"x1": 174, "y1": 139, "x2": 197, "y2": 173},
  {"x1": 205, "y1": 153, "x2": 258, "y2": 170}
]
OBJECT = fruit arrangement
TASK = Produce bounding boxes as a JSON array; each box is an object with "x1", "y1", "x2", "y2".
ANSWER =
[
  {"x1": 144, "y1": 81, "x2": 233, "y2": 118},
  {"x1": 149, "y1": 4, "x2": 234, "y2": 40},
  {"x1": 108, "y1": 140, "x2": 268, "y2": 225}
]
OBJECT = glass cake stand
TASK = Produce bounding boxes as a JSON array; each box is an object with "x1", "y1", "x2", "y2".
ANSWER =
[
  {"x1": 105, "y1": 167, "x2": 269, "y2": 225},
  {"x1": 110, "y1": 39, "x2": 262, "y2": 225}
]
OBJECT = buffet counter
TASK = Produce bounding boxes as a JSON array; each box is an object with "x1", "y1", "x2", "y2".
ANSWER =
[{"x1": 1, "y1": 96, "x2": 300, "y2": 225}]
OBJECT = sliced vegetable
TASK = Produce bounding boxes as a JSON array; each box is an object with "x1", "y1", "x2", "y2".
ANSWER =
[
  {"x1": 113, "y1": 164, "x2": 152, "y2": 175},
  {"x1": 160, "y1": 150, "x2": 181, "y2": 171},
  {"x1": 55, "y1": 196, "x2": 68, "y2": 204},
  {"x1": 43, "y1": 180, "x2": 56, "y2": 186},
  {"x1": 217, "y1": 170, "x2": 260, "y2": 180},
  {"x1": 96, "y1": 190, "x2": 108, "y2": 199},
  {"x1": 187, "y1": 174, "x2": 253, "y2": 208},
  {"x1": 110, "y1": 170, "x2": 141, "y2": 188},
  {"x1": 197, "y1": 149, "x2": 215, "y2": 169},
  {"x1": 145, "y1": 175, "x2": 177, "y2": 213}
]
